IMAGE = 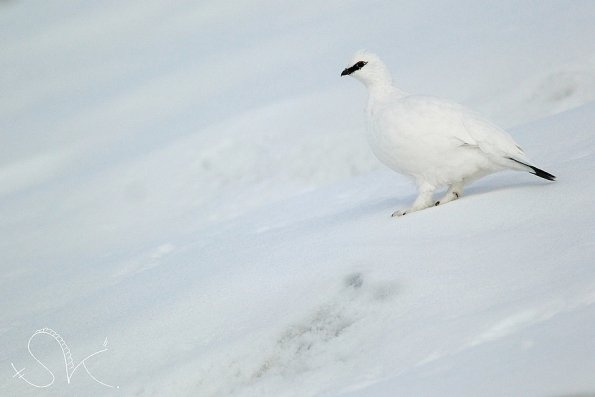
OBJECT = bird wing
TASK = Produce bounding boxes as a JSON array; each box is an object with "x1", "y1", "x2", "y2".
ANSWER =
[
  {"x1": 459, "y1": 110, "x2": 527, "y2": 162},
  {"x1": 401, "y1": 96, "x2": 529, "y2": 164}
]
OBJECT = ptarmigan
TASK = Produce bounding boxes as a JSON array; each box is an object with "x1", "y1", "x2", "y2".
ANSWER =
[{"x1": 341, "y1": 50, "x2": 555, "y2": 217}]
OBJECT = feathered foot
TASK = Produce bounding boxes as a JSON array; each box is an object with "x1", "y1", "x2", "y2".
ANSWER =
[
  {"x1": 391, "y1": 184, "x2": 437, "y2": 217},
  {"x1": 434, "y1": 182, "x2": 464, "y2": 206}
]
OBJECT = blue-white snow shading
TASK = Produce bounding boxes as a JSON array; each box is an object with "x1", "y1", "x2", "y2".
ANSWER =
[{"x1": 1, "y1": 1, "x2": 595, "y2": 396}]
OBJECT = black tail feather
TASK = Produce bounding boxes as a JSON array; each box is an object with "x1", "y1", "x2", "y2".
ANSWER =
[
  {"x1": 507, "y1": 157, "x2": 556, "y2": 181},
  {"x1": 530, "y1": 166, "x2": 556, "y2": 181}
]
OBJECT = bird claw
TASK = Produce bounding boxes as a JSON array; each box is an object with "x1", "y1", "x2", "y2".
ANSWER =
[{"x1": 391, "y1": 210, "x2": 407, "y2": 217}]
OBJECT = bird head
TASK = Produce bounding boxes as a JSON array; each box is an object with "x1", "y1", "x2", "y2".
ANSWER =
[{"x1": 341, "y1": 50, "x2": 392, "y2": 87}]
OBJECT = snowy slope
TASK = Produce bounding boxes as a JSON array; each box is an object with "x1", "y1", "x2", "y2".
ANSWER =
[
  {"x1": 3, "y1": 103, "x2": 595, "y2": 396},
  {"x1": 2, "y1": 1, "x2": 595, "y2": 396},
  {"x1": 2, "y1": 0, "x2": 595, "y2": 271}
]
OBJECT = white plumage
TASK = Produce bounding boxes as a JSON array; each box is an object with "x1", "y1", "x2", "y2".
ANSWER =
[{"x1": 341, "y1": 51, "x2": 555, "y2": 217}]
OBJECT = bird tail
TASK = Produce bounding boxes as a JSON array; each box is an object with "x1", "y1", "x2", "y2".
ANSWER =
[{"x1": 506, "y1": 157, "x2": 556, "y2": 181}]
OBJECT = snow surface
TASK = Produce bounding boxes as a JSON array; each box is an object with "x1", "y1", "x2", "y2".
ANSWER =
[{"x1": 1, "y1": 1, "x2": 595, "y2": 396}]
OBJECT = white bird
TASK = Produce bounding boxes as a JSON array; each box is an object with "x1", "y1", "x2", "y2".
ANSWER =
[{"x1": 341, "y1": 50, "x2": 555, "y2": 217}]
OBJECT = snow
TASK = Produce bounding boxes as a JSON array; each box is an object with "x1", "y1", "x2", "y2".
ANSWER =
[{"x1": 1, "y1": 1, "x2": 595, "y2": 396}]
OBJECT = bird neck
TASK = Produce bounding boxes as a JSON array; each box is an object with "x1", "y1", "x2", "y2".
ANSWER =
[
  {"x1": 367, "y1": 81, "x2": 396, "y2": 101},
  {"x1": 366, "y1": 81, "x2": 404, "y2": 110}
]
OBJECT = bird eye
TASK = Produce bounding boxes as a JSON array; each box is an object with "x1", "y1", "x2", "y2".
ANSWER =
[{"x1": 356, "y1": 61, "x2": 368, "y2": 68}]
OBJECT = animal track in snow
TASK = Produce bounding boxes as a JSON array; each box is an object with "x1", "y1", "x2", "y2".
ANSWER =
[
  {"x1": 195, "y1": 272, "x2": 398, "y2": 396},
  {"x1": 252, "y1": 272, "x2": 397, "y2": 380}
]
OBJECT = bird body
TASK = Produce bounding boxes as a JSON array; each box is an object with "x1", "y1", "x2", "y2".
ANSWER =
[
  {"x1": 367, "y1": 94, "x2": 524, "y2": 186},
  {"x1": 341, "y1": 51, "x2": 555, "y2": 216}
]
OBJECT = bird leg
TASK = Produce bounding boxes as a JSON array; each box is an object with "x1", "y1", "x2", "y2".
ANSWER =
[
  {"x1": 392, "y1": 183, "x2": 436, "y2": 217},
  {"x1": 434, "y1": 182, "x2": 464, "y2": 206}
]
